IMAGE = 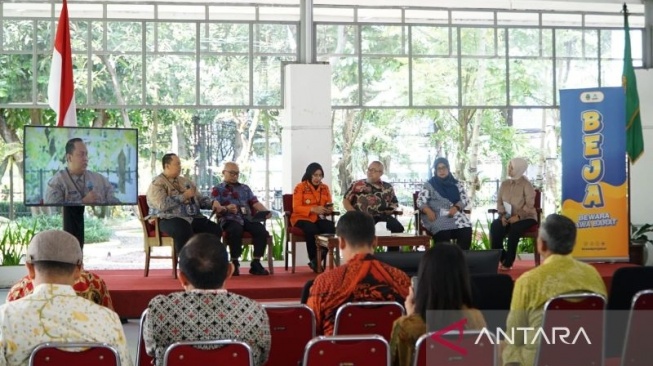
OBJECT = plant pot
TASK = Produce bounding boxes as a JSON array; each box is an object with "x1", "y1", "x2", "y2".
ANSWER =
[
  {"x1": 644, "y1": 242, "x2": 653, "y2": 266},
  {"x1": 0, "y1": 265, "x2": 26, "y2": 288}
]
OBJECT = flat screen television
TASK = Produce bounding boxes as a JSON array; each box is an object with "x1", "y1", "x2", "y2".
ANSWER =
[{"x1": 23, "y1": 126, "x2": 138, "y2": 206}]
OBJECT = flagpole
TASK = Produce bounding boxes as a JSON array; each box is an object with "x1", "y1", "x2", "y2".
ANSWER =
[{"x1": 49, "y1": 0, "x2": 85, "y2": 249}]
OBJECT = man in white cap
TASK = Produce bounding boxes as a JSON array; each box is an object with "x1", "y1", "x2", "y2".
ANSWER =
[{"x1": 0, "y1": 230, "x2": 132, "y2": 366}]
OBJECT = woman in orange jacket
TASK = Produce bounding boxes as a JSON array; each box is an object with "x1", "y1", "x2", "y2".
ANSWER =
[{"x1": 290, "y1": 162, "x2": 336, "y2": 272}]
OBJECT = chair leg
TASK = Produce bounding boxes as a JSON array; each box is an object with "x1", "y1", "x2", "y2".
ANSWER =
[
  {"x1": 267, "y1": 237, "x2": 274, "y2": 274},
  {"x1": 291, "y1": 240, "x2": 296, "y2": 274},
  {"x1": 172, "y1": 246, "x2": 178, "y2": 279},
  {"x1": 144, "y1": 247, "x2": 151, "y2": 277},
  {"x1": 285, "y1": 237, "x2": 290, "y2": 271}
]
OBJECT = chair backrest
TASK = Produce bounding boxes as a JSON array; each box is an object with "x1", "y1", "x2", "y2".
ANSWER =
[
  {"x1": 263, "y1": 304, "x2": 316, "y2": 366},
  {"x1": 137, "y1": 195, "x2": 156, "y2": 236},
  {"x1": 606, "y1": 267, "x2": 653, "y2": 357},
  {"x1": 163, "y1": 340, "x2": 253, "y2": 366},
  {"x1": 303, "y1": 334, "x2": 390, "y2": 366},
  {"x1": 29, "y1": 342, "x2": 121, "y2": 366},
  {"x1": 470, "y1": 273, "x2": 514, "y2": 330},
  {"x1": 136, "y1": 309, "x2": 153, "y2": 366},
  {"x1": 282, "y1": 194, "x2": 293, "y2": 215},
  {"x1": 412, "y1": 330, "x2": 496, "y2": 366},
  {"x1": 535, "y1": 292, "x2": 606, "y2": 366},
  {"x1": 412, "y1": 191, "x2": 427, "y2": 235},
  {"x1": 374, "y1": 252, "x2": 424, "y2": 277},
  {"x1": 333, "y1": 301, "x2": 405, "y2": 342},
  {"x1": 620, "y1": 289, "x2": 653, "y2": 366}
]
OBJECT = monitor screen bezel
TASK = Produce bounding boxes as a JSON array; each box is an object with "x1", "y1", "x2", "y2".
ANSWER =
[{"x1": 22, "y1": 125, "x2": 139, "y2": 207}]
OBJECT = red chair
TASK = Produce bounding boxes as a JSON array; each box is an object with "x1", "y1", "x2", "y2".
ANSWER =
[
  {"x1": 163, "y1": 340, "x2": 253, "y2": 366},
  {"x1": 137, "y1": 195, "x2": 177, "y2": 278},
  {"x1": 283, "y1": 193, "x2": 306, "y2": 273},
  {"x1": 303, "y1": 334, "x2": 390, "y2": 366},
  {"x1": 333, "y1": 301, "x2": 405, "y2": 342},
  {"x1": 136, "y1": 309, "x2": 154, "y2": 366},
  {"x1": 220, "y1": 207, "x2": 274, "y2": 274},
  {"x1": 488, "y1": 188, "x2": 543, "y2": 265},
  {"x1": 412, "y1": 330, "x2": 497, "y2": 366},
  {"x1": 534, "y1": 292, "x2": 606, "y2": 366},
  {"x1": 620, "y1": 289, "x2": 653, "y2": 366},
  {"x1": 263, "y1": 304, "x2": 316, "y2": 366},
  {"x1": 282, "y1": 193, "x2": 339, "y2": 273},
  {"x1": 29, "y1": 342, "x2": 120, "y2": 366}
]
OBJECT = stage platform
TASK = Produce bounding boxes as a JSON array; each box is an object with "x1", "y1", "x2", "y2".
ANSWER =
[{"x1": 97, "y1": 260, "x2": 637, "y2": 319}]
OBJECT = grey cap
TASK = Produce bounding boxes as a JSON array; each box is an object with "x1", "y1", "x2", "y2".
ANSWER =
[{"x1": 26, "y1": 230, "x2": 83, "y2": 265}]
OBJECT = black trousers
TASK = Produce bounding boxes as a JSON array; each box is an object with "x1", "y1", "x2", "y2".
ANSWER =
[
  {"x1": 432, "y1": 227, "x2": 473, "y2": 250},
  {"x1": 295, "y1": 219, "x2": 336, "y2": 262},
  {"x1": 159, "y1": 217, "x2": 222, "y2": 254},
  {"x1": 374, "y1": 214, "x2": 405, "y2": 252},
  {"x1": 490, "y1": 218, "x2": 537, "y2": 267},
  {"x1": 222, "y1": 219, "x2": 269, "y2": 259}
]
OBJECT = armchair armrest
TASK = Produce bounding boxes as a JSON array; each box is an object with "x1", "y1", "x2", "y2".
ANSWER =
[{"x1": 392, "y1": 210, "x2": 403, "y2": 217}]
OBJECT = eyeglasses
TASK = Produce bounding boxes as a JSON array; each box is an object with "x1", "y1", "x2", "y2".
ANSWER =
[
  {"x1": 367, "y1": 168, "x2": 383, "y2": 173},
  {"x1": 225, "y1": 170, "x2": 240, "y2": 176},
  {"x1": 436, "y1": 166, "x2": 448, "y2": 171}
]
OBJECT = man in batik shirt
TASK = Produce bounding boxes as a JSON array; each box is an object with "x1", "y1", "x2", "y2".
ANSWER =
[
  {"x1": 212, "y1": 161, "x2": 270, "y2": 276},
  {"x1": 307, "y1": 211, "x2": 410, "y2": 335},
  {"x1": 143, "y1": 233, "x2": 271, "y2": 366},
  {"x1": 0, "y1": 230, "x2": 131, "y2": 366},
  {"x1": 343, "y1": 161, "x2": 404, "y2": 242}
]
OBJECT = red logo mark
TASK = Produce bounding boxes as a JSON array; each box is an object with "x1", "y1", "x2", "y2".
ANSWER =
[{"x1": 429, "y1": 318, "x2": 468, "y2": 355}]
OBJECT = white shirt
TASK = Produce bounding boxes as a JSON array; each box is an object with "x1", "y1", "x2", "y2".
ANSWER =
[{"x1": 0, "y1": 283, "x2": 132, "y2": 366}]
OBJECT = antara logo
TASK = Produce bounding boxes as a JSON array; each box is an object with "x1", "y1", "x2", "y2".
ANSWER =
[
  {"x1": 475, "y1": 327, "x2": 592, "y2": 345},
  {"x1": 430, "y1": 318, "x2": 592, "y2": 356}
]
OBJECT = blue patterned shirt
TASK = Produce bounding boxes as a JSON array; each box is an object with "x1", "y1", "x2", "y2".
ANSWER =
[{"x1": 212, "y1": 183, "x2": 260, "y2": 225}]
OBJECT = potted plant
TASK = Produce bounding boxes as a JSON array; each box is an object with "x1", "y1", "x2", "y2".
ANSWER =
[
  {"x1": 630, "y1": 224, "x2": 653, "y2": 266},
  {"x1": 0, "y1": 221, "x2": 36, "y2": 288}
]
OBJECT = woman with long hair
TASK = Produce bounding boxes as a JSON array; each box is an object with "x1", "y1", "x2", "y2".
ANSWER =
[
  {"x1": 390, "y1": 243, "x2": 486, "y2": 366},
  {"x1": 290, "y1": 162, "x2": 335, "y2": 272}
]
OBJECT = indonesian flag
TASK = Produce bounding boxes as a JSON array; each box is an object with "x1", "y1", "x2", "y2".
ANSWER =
[{"x1": 48, "y1": 0, "x2": 77, "y2": 127}]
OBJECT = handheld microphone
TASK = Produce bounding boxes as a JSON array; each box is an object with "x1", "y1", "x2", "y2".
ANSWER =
[
  {"x1": 86, "y1": 181, "x2": 93, "y2": 192},
  {"x1": 185, "y1": 183, "x2": 196, "y2": 205}
]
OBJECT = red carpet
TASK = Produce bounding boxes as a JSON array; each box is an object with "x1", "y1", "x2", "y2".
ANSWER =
[{"x1": 96, "y1": 260, "x2": 636, "y2": 319}]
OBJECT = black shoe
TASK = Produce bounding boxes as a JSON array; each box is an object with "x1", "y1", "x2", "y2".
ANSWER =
[
  {"x1": 308, "y1": 260, "x2": 318, "y2": 273},
  {"x1": 232, "y1": 260, "x2": 240, "y2": 276},
  {"x1": 249, "y1": 259, "x2": 269, "y2": 276}
]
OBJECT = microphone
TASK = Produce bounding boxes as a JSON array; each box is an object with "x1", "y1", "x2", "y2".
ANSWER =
[
  {"x1": 185, "y1": 183, "x2": 196, "y2": 205},
  {"x1": 86, "y1": 181, "x2": 93, "y2": 192}
]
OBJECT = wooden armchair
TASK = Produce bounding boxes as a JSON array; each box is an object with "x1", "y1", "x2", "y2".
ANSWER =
[{"x1": 136, "y1": 195, "x2": 177, "y2": 278}]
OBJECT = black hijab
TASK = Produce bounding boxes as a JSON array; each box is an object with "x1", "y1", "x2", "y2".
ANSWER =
[{"x1": 428, "y1": 157, "x2": 461, "y2": 203}]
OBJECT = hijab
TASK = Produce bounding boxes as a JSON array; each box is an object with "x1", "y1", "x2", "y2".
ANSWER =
[
  {"x1": 301, "y1": 162, "x2": 324, "y2": 188},
  {"x1": 428, "y1": 157, "x2": 461, "y2": 204},
  {"x1": 509, "y1": 158, "x2": 528, "y2": 180}
]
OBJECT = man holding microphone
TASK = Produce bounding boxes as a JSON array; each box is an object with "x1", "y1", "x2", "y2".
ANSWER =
[{"x1": 146, "y1": 153, "x2": 224, "y2": 254}]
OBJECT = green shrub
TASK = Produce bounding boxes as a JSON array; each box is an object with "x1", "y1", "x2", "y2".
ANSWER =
[
  {"x1": 0, "y1": 221, "x2": 36, "y2": 265},
  {"x1": 15, "y1": 214, "x2": 112, "y2": 244}
]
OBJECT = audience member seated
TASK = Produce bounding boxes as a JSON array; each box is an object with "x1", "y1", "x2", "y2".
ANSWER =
[
  {"x1": 290, "y1": 162, "x2": 336, "y2": 272},
  {"x1": 143, "y1": 233, "x2": 270, "y2": 366},
  {"x1": 307, "y1": 211, "x2": 410, "y2": 335},
  {"x1": 6, "y1": 270, "x2": 115, "y2": 311},
  {"x1": 0, "y1": 230, "x2": 132, "y2": 366},
  {"x1": 390, "y1": 243, "x2": 486, "y2": 366},
  {"x1": 416, "y1": 157, "x2": 472, "y2": 250},
  {"x1": 490, "y1": 158, "x2": 537, "y2": 270},
  {"x1": 502, "y1": 214, "x2": 607, "y2": 366},
  {"x1": 146, "y1": 153, "x2": 224, "y2": 254},
  {"x1": 212, "y1": 161, "x2": 271, "y2": 276},
  {"x1": 343, "y1": 161, "x2": 404, "y2": 251}
]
